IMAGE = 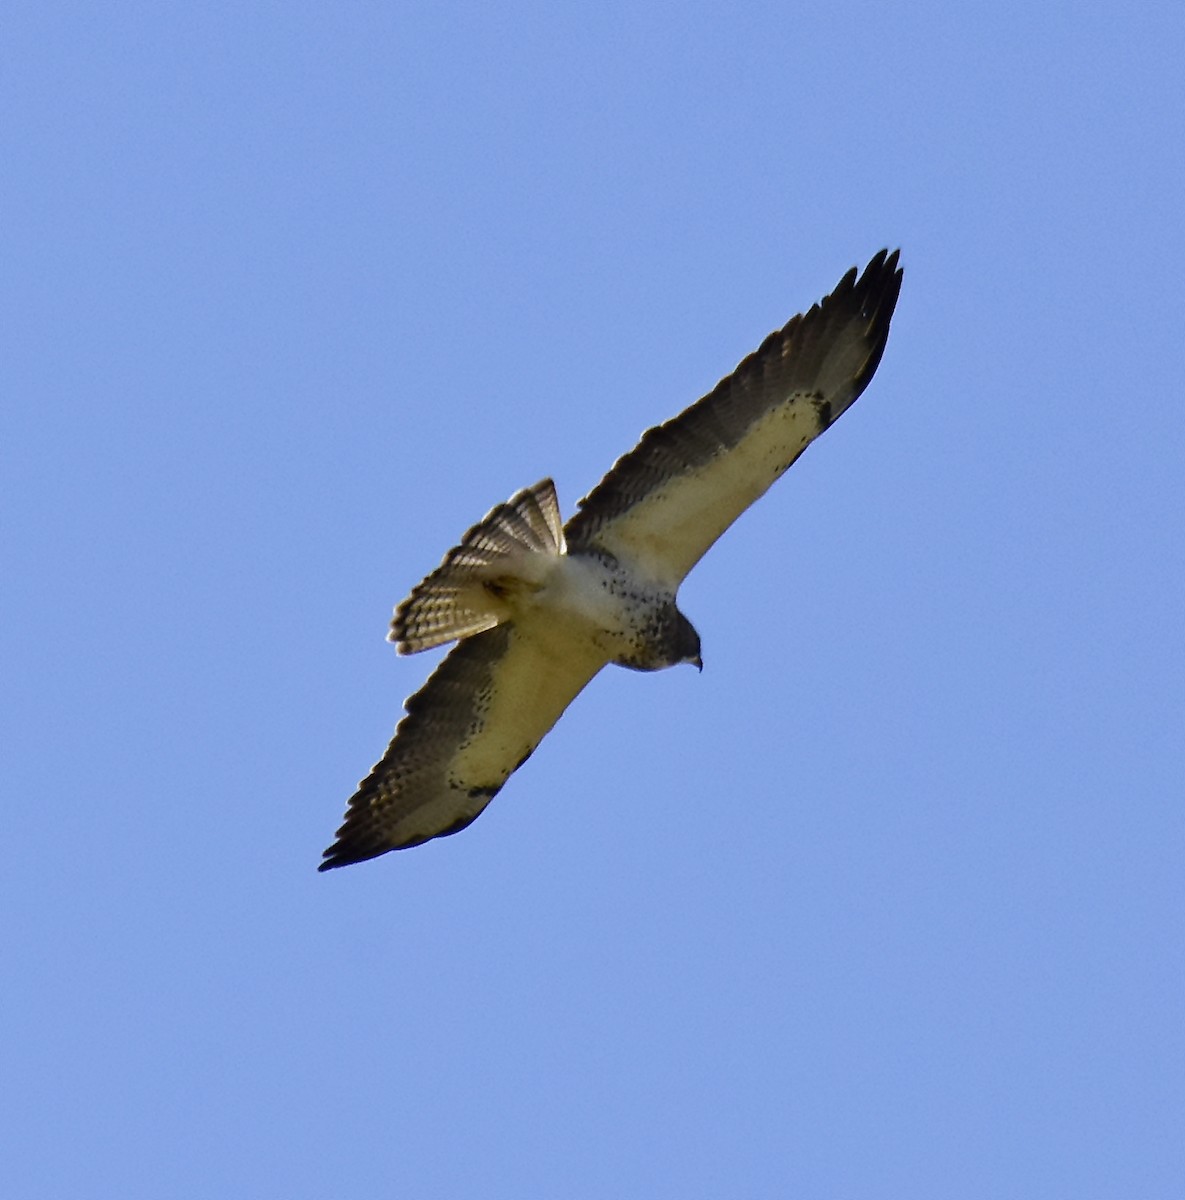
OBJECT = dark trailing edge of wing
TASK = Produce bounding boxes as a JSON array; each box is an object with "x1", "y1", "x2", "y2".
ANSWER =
[{"x1": 562, "y1": 249, "x2": 903, "y2": 552}]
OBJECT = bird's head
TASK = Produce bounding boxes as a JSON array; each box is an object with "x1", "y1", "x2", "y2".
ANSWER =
[{"x1": 674, "y1": 610, "x2": 703, "y2": 672}]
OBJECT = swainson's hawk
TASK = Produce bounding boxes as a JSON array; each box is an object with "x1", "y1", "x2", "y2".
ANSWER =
[{"x1": 321, "y1": 250, "x2": 903, "y2": 870}]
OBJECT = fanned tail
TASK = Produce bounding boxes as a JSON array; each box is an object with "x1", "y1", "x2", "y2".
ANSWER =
[{"x1": 390, "y1": 478, "x2": 565, "y2": 654}]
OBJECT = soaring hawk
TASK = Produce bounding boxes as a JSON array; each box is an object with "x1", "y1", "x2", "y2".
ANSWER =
[{"x1": 321, "y1": 250, "x2": 903, "y2": 870}]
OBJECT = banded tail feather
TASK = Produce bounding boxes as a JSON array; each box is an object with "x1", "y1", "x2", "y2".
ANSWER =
[{"x1": 390, "y1": 478, "x2": 566, "y2": 654}]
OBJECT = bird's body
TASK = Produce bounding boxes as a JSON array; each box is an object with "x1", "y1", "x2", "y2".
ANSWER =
[
  {"x1": 487, "y1": 547, "x2": 686, "y2": 669},
  {"x1": 321, "y1": 250, "x2": 903, "y2": 870}
]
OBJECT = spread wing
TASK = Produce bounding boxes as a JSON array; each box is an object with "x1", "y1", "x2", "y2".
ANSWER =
[
  {"x1": 563, "y1": 250, "x2": 903, "y2": 588},
  {"x1": 320, "y1": 621, "x2": 606, "y2": 869}
]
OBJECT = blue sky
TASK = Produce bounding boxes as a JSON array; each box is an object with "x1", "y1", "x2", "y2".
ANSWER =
[{"x1": 4, "y1": 2, "x2": 1183, "y2": 1196}]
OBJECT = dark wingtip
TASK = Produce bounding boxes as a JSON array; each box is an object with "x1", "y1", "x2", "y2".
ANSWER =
[
  {"x1": 862, "y1": 247, "x2": 904, "y2": 306},
  {"x1": 846, "y1": 248, "x2": 904, "y2": 386},
  {"x1": 318, "y1": 807, "x2": 394, "y2": 871},
  {"x1": 318, "y1": 837, "x2": 390, "y2": 872},
  {"x1": 858, "y1": 247, "x2": 902, "y2": 290}
]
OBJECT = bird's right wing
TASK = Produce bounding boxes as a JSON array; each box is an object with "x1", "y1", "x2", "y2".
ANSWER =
[{"x1": 563, "y1": 251, "x2": 902, "y2": 589}]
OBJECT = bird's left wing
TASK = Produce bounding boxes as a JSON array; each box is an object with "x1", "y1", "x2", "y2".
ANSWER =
[
  {"x1": 564, "y1": 250, "x2": 902, "y2": 588},
  {"x1": 321, "y1": 621, "x2": 606, "y2": 869}
]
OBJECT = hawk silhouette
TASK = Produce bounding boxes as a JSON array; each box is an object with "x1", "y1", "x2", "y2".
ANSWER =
[{"x1": 321, "y1": 250, "x2": 903, "y2": 870}]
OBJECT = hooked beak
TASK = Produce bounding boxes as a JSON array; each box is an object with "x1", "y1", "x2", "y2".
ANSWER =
[{"x1": 692, "y1": 654, "x2": 703, "y2": 673}]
